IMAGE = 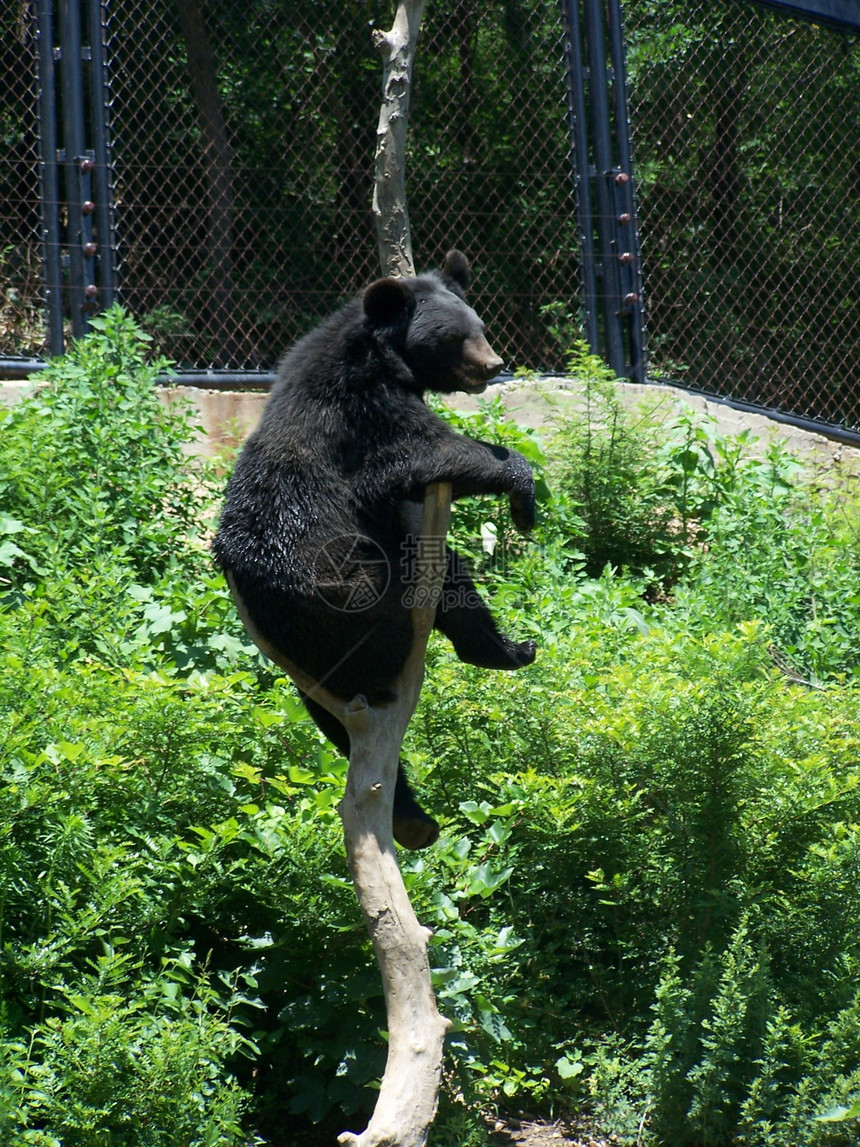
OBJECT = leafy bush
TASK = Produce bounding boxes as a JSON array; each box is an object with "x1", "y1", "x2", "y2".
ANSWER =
[
  {"x1": 413, "y1": 618, "x2": 860, "y2": 1143},
  {"x1": 423, "y1": 379, "x2": 860, "y2": 1141},
  {"x1": 0, "y1": 307, "x2": 200, "y2": 580},
  {"x1": 587, "y1": 926, "x2": 860, "y2": 1147},
  {"x1": 0, "y1": 953, "x2": 254, "y2": 1147},
  {"x1": 544, "y1": 343, "x2": 688, "y2": 581},
  {"x1": 0, "y1": 307, "x2": 255, "y2": 674},
  {"x1": 671, "y1": 437, "x2": 860, "y2": 682},
  {"x1": 2, "y1": 310, "x2": 860, "y2": 1145}
]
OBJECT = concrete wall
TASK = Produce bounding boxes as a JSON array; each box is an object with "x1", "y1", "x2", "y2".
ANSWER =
[
  {"x1": 0, "y1": 378, "x2": 267, "y2": 460},
  {"x1": 4, "y1": 376, "x2": 859, "y2": 478},
  {"x1": 159, "y1": 387, "x2": 267, "y2": 458}
]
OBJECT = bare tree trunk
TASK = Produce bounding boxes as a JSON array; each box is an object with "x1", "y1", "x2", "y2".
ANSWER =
[
  {"x1": 371, "y1": 0, "x2": 427, "y2": 277},
  {"x1": 175, "y1": 0, "x2": 237, "y2": 357},
  {"x1": 340, "y1": 8, "x2": 453, "y2": 1146},
  {"x1": 337, "y1": 482, "x2": 453, "y2": 1147},
  {"x1": 710, "y1": 75, "x2": 740, "y2": 264},
  {"x1": 236, "y1": 6, "x2": 452, "y2": 1141}
]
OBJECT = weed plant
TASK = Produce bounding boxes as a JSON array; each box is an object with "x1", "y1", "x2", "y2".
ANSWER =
[{"x1": 1, "y1": 310, "x2": 860, "y2": 1144}]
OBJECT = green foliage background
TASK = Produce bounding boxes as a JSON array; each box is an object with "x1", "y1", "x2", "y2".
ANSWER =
[{"x1": 1, "y1": 312, "x2": 860, "y2": 1144}]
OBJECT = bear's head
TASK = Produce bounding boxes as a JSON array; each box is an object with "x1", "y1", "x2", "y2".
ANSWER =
[{"x1": 362, "y1": 250, "x2": 504, "y2": 395}]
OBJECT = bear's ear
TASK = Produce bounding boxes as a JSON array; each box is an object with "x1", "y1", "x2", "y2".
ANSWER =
[
  {"x1": 443, "y1": 249, "x2": 471, "y2": 292},
  {"x1": 363, "y1": 277, "x2": 410, "y2": 325}
]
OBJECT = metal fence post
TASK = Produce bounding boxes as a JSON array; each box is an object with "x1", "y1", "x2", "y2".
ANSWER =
[
  {"x1": 58, "y1": 0, "x2": 90, "y2": 339},
  {"x1": 87, "y1": 0, "x2": 116, "y2": 307},
  {"x1": 583, "y1": 0, "x2": 625, "y2": 377},
  {"x1": 37, "y1": 0, "x2": 115, "y2": 347},
  {"x1": 561, "y1": 0, "x2": 646, "y2": 383},
  {"x1": 607, "y1": 0, "x2": 646, "y2": 382},
  {"x1": 561, "y1": 0, "x2": 599, "y2": 356},
  {"x1": 35, "y1": 0, "x2": 64, "y2": 357}
]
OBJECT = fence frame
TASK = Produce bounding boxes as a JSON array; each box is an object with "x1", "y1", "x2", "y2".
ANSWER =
[
  {"x1": 561, "y1": 0, "x2": 646, "y2": 384},
  {"x1": 750, "y1": 0, "x2": 860, "y2": 30},
  {"x1": 34, "y1": 0, "x2": 116, "y2": 357},
  {"x1": 4, "y1": 0, "x2": 860, "y2": 451}
]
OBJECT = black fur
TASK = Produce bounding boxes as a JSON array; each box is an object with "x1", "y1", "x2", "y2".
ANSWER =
[{"x1": 213, "y1": 251, "x2": 536, "y2": 848}]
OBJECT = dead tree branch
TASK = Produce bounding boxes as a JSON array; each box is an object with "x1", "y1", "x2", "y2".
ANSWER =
[
  {"x1": 354, "y1": 5, "x2": 455, "y2": 1140},
  {"x1": 236, "y1": 6, "x2": 452, "y2": 1141},
  {"x1": 372, "y1": 0, "x2": 427, "y2": 277}
]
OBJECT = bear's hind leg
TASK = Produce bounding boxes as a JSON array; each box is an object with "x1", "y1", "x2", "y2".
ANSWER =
[
  {"x1": 436, "y1": 548, "x2": 536, "y2": 670},
  {"x1": 300, "y1": 692, "x2": 440, "y2": 850},
  {"x1": 300, "y1": 691, "x2": 352, "y2": 756}
]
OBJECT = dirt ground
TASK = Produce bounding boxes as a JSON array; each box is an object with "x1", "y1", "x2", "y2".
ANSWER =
[
  {"x1": 488, "y1": 1113, "x2": 616, "y2": 1147},
  {"x1": 279, "y1": 1111, "x2": 616, "y2": 1147}
]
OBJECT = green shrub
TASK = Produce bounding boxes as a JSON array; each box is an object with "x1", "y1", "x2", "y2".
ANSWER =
[
  {"x1": 413, "y1": 616, "x2": 860, "y2": 1142},
  {"x1": 0, "y1": 954, "x2": 256, "y2": 1147},
  {"x1": 671, "y1": 438, "x2": 860, "y2": 681},
  {"x1": 0, "y1": 309, "x2": 255, "y2": 674},
  {"x1": 585, "y1": 924, "x2": 860, "y2": 1147},
  {"x1": 3, "y1": 310, "x2": 860, "y2": 1145},
  {"x1": 0, "y1": 307, "x2": 202, "y2": 582},
  {"x1": 542, "y1": 343, "x2": 710, "y2": 583}
]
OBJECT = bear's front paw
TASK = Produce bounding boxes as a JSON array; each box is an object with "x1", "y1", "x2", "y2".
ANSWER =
[{"x1": 509, "y1": 490, "x2": 536, "y2": 533}]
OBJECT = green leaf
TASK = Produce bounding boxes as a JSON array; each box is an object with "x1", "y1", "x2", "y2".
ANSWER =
[
  {"x1": 556, "y1": 1055, "x2": 584, "y2": 1081},
  {"x1": 817, "y1": 1102, "x2": 860, "y2": 1123},
  {"x1": 0, "y1": 538, "x2": 27, "y2": 567},
  {"x1": 458, "y1": 799, "x2": 492, "y2": 825},
  {"x1": 464, "y1": 862, "x2": 514, "y2": 899},
  {"x1": 479, "y1": 1009, "x2": 512, "y2": 1043}
]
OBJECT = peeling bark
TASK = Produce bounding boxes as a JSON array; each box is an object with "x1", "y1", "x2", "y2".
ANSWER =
[
  {"x1": 372, "y1": 0, "x2": 427, "y2": 277},
  {"x1": 354, "y1": 9, "x2": 453, "y2": 1140},
  {"x1": 360, "y1": 10, "x2": 454, "y2": 1141},
  {"x1": 337, "y1": 483, "x2": 453, "y2": 1147},
  {"x1": 241, "y1": 7, "x2": 451, "y2": 1141}
]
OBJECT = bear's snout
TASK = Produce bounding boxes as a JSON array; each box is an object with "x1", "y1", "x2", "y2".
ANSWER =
[{"x1": 463, "y1": 335, "x2": 504, "y2": 383}]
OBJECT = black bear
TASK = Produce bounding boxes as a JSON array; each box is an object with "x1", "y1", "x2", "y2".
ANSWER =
[{"x1": 213, "y1": 250, "x2": 536, "y2": 848}]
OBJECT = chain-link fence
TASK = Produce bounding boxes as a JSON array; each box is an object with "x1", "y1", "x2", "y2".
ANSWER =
[
  {"x1": 2, "y1": 1, "x2": 860, "y2": 429},
  {"x1": 1, "y1": 6, "x2": 44, "y2": 362},
  {"x1": 4, "y1": 0, "x2": 578, "y2": 376},
  {"x1": 624, "y1": 0, "x2": 860, "y2": 428}
]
